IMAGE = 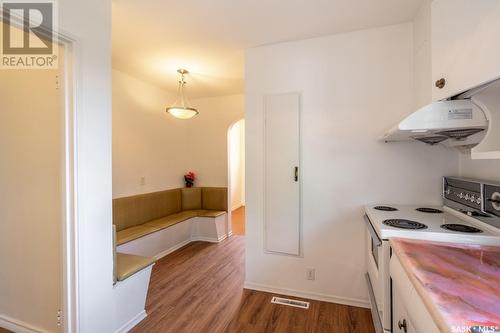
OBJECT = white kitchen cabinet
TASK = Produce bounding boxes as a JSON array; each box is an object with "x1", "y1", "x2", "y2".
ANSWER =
[
  {"x1": 390, "y1": 255, "x2": 440, "y2": 333},
  {"x1": 393, "y1": 288, "x2": 416, "y2": 333},
  {"x1": 432, "y1": 0, "x2": 500, "y2": 101}
]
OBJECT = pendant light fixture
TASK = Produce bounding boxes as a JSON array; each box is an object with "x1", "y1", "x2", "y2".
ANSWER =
[{"x1": 166, "y1": 69, "x2": 199, "y2": 119}]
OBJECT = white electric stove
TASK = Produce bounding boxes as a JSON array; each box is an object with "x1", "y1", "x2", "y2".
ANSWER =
[
  {"x1": 365, "y1": 204, "x2": 500, "y2": 246},
  {"x1": 363, "y1": 177, "x2": 500, "y2": 333}
]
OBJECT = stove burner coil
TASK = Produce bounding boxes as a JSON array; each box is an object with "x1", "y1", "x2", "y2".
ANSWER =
[
  {"x1": 416, "y1": 207, "x2": 443, "y2": 214},
  {"x1": 440, "y1": 224, "x2": 482, "y2": 233},
  {"x1": 374, "y1": 206, "x2": 398, "y2": 211},
  {"x1": 383, "y1": 219, "x2": 428, "y2": 230}
]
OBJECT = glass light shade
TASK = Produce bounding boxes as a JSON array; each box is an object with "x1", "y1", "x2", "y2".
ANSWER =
[
  {"x1": 166, "y1": 106, "x2": 199, "y2": 119},
  {"x1": 166, "y1": 69, "x2": 199, "y2": 119}
]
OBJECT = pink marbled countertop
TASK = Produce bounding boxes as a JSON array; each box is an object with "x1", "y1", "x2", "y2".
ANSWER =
[{"x1": 390, "y1": 239, "x2": 500, "y2": 333}]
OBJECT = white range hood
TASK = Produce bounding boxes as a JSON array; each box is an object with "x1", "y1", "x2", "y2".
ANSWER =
[
  {"x1": 382, "y1": 100, "x2": 488, "y2": 147},
  {"x1": 382, "y1": 78, "x2": 500, "y2": 155}
]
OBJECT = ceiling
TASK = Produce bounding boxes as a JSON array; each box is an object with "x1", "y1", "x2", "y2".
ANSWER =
[{"x1": 112, "y1": 0, "x2": 423, "y2": 98}]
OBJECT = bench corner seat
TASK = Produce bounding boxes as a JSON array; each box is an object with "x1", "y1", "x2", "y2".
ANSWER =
[
  {"x1": 116, "y1": 252, "x2": 155, "y2": 281},
  {"x1": 117, "y1": 210, "x2": 227, "y2": 246}
]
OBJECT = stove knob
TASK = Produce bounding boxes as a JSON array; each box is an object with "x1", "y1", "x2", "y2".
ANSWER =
[
  {"x1": 476, "y1": 197, "x2": 482, "y2": 205},
  {"x1": 470, "y1": 195, "x2": 475, "y2": 202},
  {"x1": 459, "y1": 192, "x2": 464, "y2": 199},
  {"x1": 465, "y1": 194, "x2": 470, "y2": 200},
  {"x1": 445, "y1": 189, "x2": 451, "y2": 195}
]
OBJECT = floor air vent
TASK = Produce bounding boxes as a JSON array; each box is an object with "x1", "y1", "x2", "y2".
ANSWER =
[{"x1": 271, "y1": 296, "x2": 310, "y2": 309}]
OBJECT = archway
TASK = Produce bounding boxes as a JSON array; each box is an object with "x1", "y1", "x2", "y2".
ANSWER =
[{"x1": 227, "y1": 119, "x2": 245, "y2": 235}]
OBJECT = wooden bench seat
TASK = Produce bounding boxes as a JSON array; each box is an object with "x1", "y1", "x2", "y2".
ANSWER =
[
  {"x1": 113, "y1": 187, "x2": 229, "y2": 258},
  {"x1": 116, "y1": 225, "x2": 159, "y2": 246},
  {"x1": 198, "y1": 210, "x2": 226, "y2": 218},
  {"x1": 116, "y1": 253, "x2": 155, "y2": 281},
  {"x1": 116, "y1": 209, "x2": 226, "y2": 245}
]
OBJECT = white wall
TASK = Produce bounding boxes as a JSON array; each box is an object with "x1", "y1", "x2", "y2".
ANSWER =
[
  {"x1": 459, "y1": 154, "x2": 500, "y2": 182},
  {"x1": 113, "y1": 69, "x2": 189, "y2": 198},
  {"x1": 245, "y1": 23, "x2": 459, "y2": 306},
  {"x1": 229, "y1": 119, "x2": 245, "y2": 209},
  {"x1": 112, "y1": 70, "x2": 244, "y2": 196},
  {"x1": 186, "y1": 94, "x2": 244, "y2": 187},
  {"x1": 412, "y1": 0, "x2": 432, "y2": 109},
  {"x1": 59, "y1": 1, "x2": 115, "y2": 332}
]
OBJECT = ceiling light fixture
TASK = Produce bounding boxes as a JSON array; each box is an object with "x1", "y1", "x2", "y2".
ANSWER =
[{"x1": 166, "y1": 69, "x2": 199, "y2": 119}]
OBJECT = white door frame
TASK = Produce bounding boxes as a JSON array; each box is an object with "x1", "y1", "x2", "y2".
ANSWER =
[
  {"x1": 59, "y1": 31, "x2": 80, "y2": 333},
  {"x1": 2, "y1": 13, "x2": 81, "y2": 333},
  {"x1": 227, "y1": 118, "x2": 245, "y2": 236}
]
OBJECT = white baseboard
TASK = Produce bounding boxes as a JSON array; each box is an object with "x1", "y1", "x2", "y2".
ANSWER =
[
  {"x1": 0, "y1": 314, "x2": 50, "y2": 333},
  {"x1": 191, "y1": 236, "x2": 219, "y2": 243},
  {"x1": 154, "y1": 234, "x2": 229, "y2": 260},
  {"x1": 191, "y1": 233, "x2": 227, "y2": 243},
  {"x1": 154, "y1": 239, "x2": 192, "y2": 260},
  {"x1": 243, "y1": 281, "x2": 370, "y2": 309},
  {"x1": 114, "y1": 310, "x2": 147, "y2": 333}
]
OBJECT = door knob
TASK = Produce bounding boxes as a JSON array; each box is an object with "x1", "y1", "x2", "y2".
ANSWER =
[
  {"x1": 398, "y1": 319, "x2": 407, "y2": 333},
  {"x1": 435, "y1": 78, "x2": 446, "y2": 89}
]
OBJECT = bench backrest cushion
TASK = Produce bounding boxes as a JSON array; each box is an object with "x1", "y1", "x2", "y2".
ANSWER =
[
  {"x1": 181, "y1": 187, "x2": 202, "y2": 210},
  {"x1": 113, "y1": 189, "x2": 181, "y2": 231},
  {"x1": 202, "y1": 187, "x2": 228, "y2": 211}
]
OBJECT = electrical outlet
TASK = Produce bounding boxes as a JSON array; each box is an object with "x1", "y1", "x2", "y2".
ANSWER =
[
  {"x1": 140, "y1": 177, "x2": 146, "y2": 186},
  {"x1": 306, "y1": 268, "x2": 315, "y2": 280}
]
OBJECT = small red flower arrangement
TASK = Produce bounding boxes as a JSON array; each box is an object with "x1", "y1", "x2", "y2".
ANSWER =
[{"x1": 184, "y1": 171, "x2": 196, "y2": 188}]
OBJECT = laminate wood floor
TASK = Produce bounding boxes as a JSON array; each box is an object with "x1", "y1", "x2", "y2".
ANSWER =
[
  {"x1": 231, "y1": 206, "x2": 245, "y2": 235},
  {"x1": 130, "y1": 235, "x2": 375, "y2": 333}
]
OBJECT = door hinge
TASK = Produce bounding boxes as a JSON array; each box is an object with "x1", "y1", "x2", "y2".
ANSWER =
[{"x1": 57, "y1": 309, "x2": 62, "y2": 326}]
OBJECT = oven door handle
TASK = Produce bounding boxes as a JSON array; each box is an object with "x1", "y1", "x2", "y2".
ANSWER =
[{"x1": 364, "y1": 214, "x2": 382, "y2": 247}]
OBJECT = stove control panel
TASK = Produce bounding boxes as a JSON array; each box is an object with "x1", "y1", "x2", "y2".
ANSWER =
[
  {"x1": 443, "y1": 177, "x2": 500, "y2": 230},
  {"x1": 443, "y1": 178, "x2": 482, "y2": 210},
  {"x1": 484, "y1": 184, "x2": 500, "y2": 218}
]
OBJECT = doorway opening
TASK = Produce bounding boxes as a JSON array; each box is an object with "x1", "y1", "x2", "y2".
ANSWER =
[{"x1": 228, "y1": 119, "x2": 245, "y2": 235}]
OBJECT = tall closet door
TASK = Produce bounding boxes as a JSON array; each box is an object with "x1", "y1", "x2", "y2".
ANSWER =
[{"x1": 264, "y1": 93, "x2": 301, "y2": 256}]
